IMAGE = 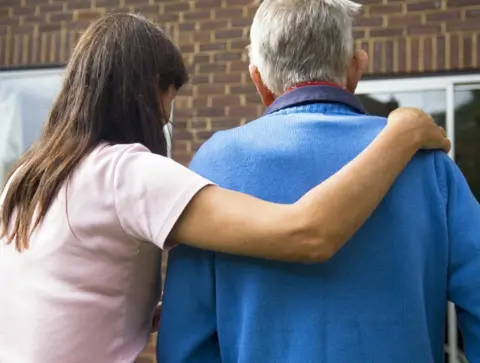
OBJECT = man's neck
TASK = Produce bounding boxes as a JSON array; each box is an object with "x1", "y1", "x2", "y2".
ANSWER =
[{"x1": 285, "y1": 81, "x2": 346, "y2": 95}]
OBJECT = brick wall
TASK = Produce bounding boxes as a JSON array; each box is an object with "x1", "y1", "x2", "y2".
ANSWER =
[{"x1": 1, "y1": 0, "x2": 480, "y2": 362}]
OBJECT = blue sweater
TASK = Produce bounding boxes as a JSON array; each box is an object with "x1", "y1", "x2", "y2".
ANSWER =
[{"x1": 158, "y1": 87, "x2": 480, "y2": 363}]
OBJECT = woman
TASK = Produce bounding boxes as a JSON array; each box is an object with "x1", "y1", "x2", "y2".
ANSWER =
[{"x1": 0, "y1": 13, "x2": 449, "y2": 363}]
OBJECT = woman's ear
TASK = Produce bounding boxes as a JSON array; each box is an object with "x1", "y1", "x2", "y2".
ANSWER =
[{"x1": 249, "y1": 64, "x2": 275, "y2": 107}]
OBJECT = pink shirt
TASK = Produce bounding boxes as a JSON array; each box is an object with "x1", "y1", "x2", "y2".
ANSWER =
[{"x1": 0, "y1": 143, "x2": 211, "y2": 363}]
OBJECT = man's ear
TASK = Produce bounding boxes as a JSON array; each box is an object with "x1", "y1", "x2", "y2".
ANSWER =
[
  {"x1": 249, "y1": 64, "x2": 275, "y2": 107},
  {"x1": 346, "y1": 49, "x2": 369, "y2": 94}
]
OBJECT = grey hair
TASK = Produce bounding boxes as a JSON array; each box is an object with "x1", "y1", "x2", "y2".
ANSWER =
[{"x1": 249, "y1": 0, "x2": 361, "y2": 95}]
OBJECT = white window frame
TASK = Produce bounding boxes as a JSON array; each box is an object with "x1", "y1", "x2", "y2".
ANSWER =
[
  {"x1": 0, "y1": 67, "x2": 65, "y2": 80},
  {"x1": 358, "y1": 73, "x2": 480, "y2": 363},
  {"x1": 357, "y1": 73, "x2": 480, "y2": 160}
]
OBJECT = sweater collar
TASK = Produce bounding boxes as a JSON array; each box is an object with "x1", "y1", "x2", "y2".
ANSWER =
[{"x1": 263, "y1": 84, "x2": 367, "y2": 116}]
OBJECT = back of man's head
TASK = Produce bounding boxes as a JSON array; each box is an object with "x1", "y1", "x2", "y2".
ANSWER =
[{"x1": 250, "y1": 0, "x2": 361, "y2": 96}]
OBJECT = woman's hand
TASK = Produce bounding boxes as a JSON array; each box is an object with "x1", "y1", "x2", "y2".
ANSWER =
[{"x1": 387, "y1": 107, "x2": 451, "y2": 152}]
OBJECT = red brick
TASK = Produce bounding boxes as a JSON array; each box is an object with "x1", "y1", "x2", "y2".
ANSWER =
[
  {"x1": 465, "y1": 9, "x2": 480, "y2": 18},
  {"x1": 215, "y1": 29, "x2": 243, "y2": 40},
  {"x1": 437, "y1": 35, "x2": 446, "y2": 70},
  {"x1": 231, "y1": 17, "x2": 252, "y2": 27},
  {"x1": 385, "y1": 40, "x2": 394, "y2": 72},
  {"x1": 426, "y1": 10, "x2": 461, "y2": 22},
  {"x1": 40, "y1": 4, "x2": 64, "y2": 13},
  {"x1": 214, "y1": 51, "x2": 243, "y2": 61},
  {"x1": 65, "y1": 0, "x2": 91, "y2": 10},
  {"x1": 198, "y1": 63, "x2": 227, "y2": 73},
  {"x1": 225, "y1": 0, "x2": 254, "y2": 5},
  {"x1": 12, "y1": 6, "x2": 36, "y2": 16},
  {"x1": 76, "y1": 9, "x2": 103, "y2": 21},
  {"x1": 199, "y1": 42, "x2": 227, "y2": 52},
  {"x1": 228, "y1": 105, "x2": 258, "y2": 118},
  {"x1": 410, "y1": 37, "x2": 420, "y2": 71},
  {"x1": 388, "y1": 14, "x2": 422, "y2": 26},
  {"x1": 184, "y1": 10, "x2": 211, "y2": 21},
  {"x1": 214, "y1": 7, "x2": 243, "y2": 19},
  {"x1": 197, "y1": 106, "x2": 227, "y2": 117},
  {"x1": 463, "y1": 35, "x2": 473, "y2": 68},
  {"x1": 370, "y1": 27, "x2": 404, "y2": 37},
  {"x1": 195, "y1": 0, "x2": 222, "y2": 9},
  {"x1": 397, "y1": 38, "x2": 407, "y2": 72},
  {"x1": 450, "y1": 33, "x2": 461, "y2": 69},
  {"x1": 211, "y1": 117, "x2": 243, "y2": 130},
  {"x1": 355, "y1": 16, "x2": 383, "y2": 27},
  {"x1": 372, "y1": 41, "x2": 382, "y2": 73},
  {"x1": 164, "y1": 2, "x2": 190, "y2": 12},
  {"x1": 229, "y1": 38, "x2": 249, "y2": 50},
  {"x1": 200, "y1": 20, "x2": 227, "y2": 30},
  {"x1": 423, "y1": 37, "x2": 434, "y2": 71},
  {"x1": 369, "y1": 4, "x2": 402, "y2": 15},
  {"x1": 214, "y1": 72, "x2": 242, "y2": 83},
  {"x1": 407, "y1": 1, "x2": 441, "y2": 11},
  {"x1": 447, "y1": 0, "x2": 480, "y2": 5},
  {"x1": 406, "y1": 24, "x2": 442, "y2": 35},
  {"x1": 49, "y1": 12, "x2": 74, "y2": 22},
  {"x1": 96, "y1": 0, "x2": 120, "y2": 7}
]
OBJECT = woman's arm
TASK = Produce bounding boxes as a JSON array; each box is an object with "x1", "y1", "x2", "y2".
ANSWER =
[{"x1": 170, "y1": 108, "x2": 450, "y2": 262}]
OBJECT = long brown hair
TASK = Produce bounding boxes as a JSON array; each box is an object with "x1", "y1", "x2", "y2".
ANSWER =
[{"x1": 0, "y1": 13, "x2": 188, "y2": 251}]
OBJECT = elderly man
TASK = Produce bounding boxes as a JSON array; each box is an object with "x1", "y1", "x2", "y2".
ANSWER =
[{"x1": 158, "y1": 0, "x2": 480, "y2": 362}]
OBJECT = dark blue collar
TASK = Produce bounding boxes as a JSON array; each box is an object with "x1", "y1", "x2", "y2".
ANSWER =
[{"x1": 263, "y1": 85, "x2": 367, "y2": 116}]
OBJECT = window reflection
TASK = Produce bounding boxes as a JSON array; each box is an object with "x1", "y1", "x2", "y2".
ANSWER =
[
  {"x1": 357, "y1": 91, "x2": 446, "y2": 129},
  {"x1": 0, "y1": 70, "x2": 64, "y2": 186},
  {"x1": 455, "y1": 89, "x2": 480, "y2": 202}
]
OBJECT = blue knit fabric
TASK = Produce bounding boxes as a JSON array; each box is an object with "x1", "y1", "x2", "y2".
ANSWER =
[{"x1": 158, "y1": 98, "x2": 480, "y2": 363}]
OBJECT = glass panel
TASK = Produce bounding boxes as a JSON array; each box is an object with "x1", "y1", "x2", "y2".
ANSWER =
[
  {"x1": 454, "y1": 87, "x2": 480, "y2": 202},
  {"x1": 0, "y1": 70, "x2": 64, "y2": 186},
  {"x1": 357, "y1": 90, "x2": 446, "y2": 129}
]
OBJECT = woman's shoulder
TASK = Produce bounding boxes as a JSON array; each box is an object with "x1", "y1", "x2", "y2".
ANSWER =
[{"x1": 92, "y1": 142, "x2": 153, "y2": 163}]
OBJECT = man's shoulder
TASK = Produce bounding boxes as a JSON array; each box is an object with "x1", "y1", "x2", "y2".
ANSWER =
[
  {"x1": 191, "y1": 118, "x2": 266, "y2": 166},
  {"x1": 188, "y1": 126, "x2": 247, "y2": 183},
  {"x1": 191, "y1": 128, "x2": 241, "y2": 163}
]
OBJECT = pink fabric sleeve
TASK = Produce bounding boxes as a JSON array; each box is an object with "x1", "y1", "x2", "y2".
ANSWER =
[{"x1": 113, "y1": 144, "x2": 212, "y2": 249}]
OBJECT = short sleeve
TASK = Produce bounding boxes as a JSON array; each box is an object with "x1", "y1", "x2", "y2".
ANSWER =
[{"x1": 113, "y1": 144, "x2": 212, "y2": 249}]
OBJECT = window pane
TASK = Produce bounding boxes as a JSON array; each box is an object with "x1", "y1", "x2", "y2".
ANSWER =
[
  {"x1": 455, "y1": 88, "x2": 480, "y2": 202},
  {"x1": 0, "y1": 70, "x2": 63, "y2": 186},
  {"x1": 357, "y1": 90, "x2": 446, "y2": 129}
]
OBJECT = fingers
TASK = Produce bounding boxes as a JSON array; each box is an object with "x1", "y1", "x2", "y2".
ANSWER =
[
  {"x1": 442, "y1": 136, "x2": 452, "y2": 153},
  {"x1": 387, "y1": 107, "x2": 451, "y2": 153},
  {"x1": 439, "y1": 126, "x2": 447, "y2": 138},
  {"x1": 437, "y1": 126, "x2": 451, "y2": 152}
]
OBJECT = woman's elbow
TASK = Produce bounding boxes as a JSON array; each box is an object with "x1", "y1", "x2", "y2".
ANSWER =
[
  {"x1": 300, "y1": 236, "x2": 338, "y2": 263},
  {"x1": 281, "y1": 205, "x2": 345, "y2": 263},
  {"x1": 290, "y1": 217, "x2": 342, "y2": 263}
]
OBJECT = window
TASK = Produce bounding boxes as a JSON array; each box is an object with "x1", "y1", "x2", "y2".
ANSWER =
[
  {"x1": 0, "y1": 68, "x2": 176, "y2": 186},
  {"x1": 357, "y1": 73, "x2": 480, "y2": 363},
  {"x1": 357, "y1": 74, "x2": 480, "y2": 203},
  {"x1": 0, "y1": 68, "x2": 64, "y2": 186}
]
